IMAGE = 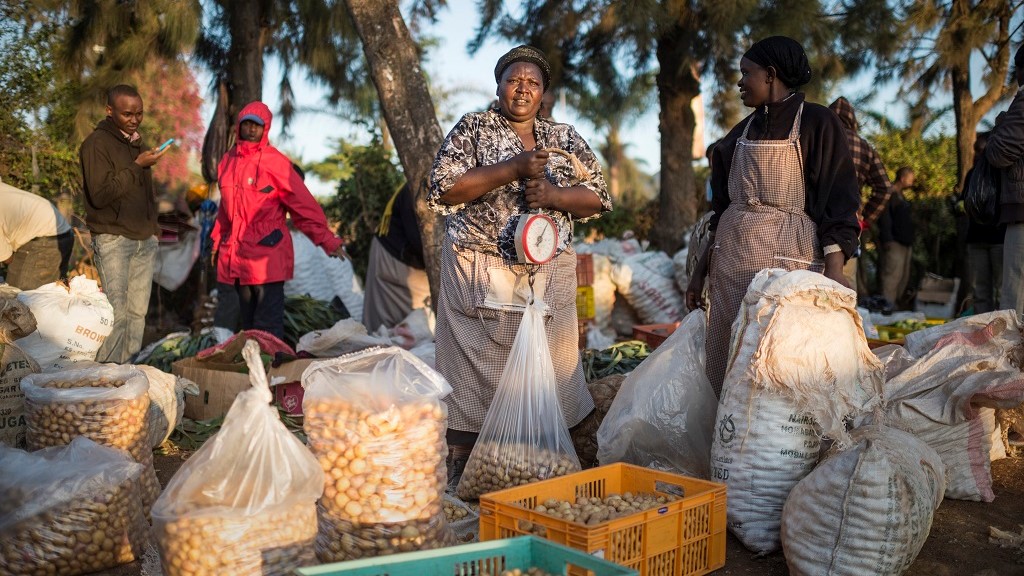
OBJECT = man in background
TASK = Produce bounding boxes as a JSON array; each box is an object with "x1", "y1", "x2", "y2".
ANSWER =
[
  {"x1": 987, "y1": 44, "x2": 1024, "y2": 316},
  {"x1": 963, "y1": 131, "x2": 1005, "y2": 313},
  {"x1": 878, "y1": 167, "x2": 916, "y2": 308},
  {"x1": 829, "y1": 96, "x2": 894, "y2": 294},
  {"x1": 362, "y1": 183, "x2": 429, "y2": 331},
  {"x1": 0, "y1": 180, "x2": 73, "y2": 290},
  {"x1": 80, "y1": 84, "x2": 167, "y2": 363},
  {"x1": 212, "y1": 101, "x2": 345, "y2": 339}
]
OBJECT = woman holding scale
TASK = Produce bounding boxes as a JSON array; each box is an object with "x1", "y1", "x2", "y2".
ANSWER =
[{"x1": 429, "y1": 45, "x2": 612, "y2": 472}]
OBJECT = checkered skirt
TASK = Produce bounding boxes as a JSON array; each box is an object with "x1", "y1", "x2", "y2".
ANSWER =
[{"x1": 435, "y1": 242, "x2": 593, "y2": 432}]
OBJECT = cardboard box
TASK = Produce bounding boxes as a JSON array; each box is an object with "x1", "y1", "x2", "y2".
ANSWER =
[
  {"x1": 915, "y1": 275, "x2": 960, "y2": 319},
  {"x1": 273, "y1": 381, "x2": 305, "y2": 416},
  {"x1": 172, "y1": 357, "x2": 318, "y2": 421}
]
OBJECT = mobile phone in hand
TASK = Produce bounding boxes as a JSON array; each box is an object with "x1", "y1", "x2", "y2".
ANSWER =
[{"x1": 158, "y1": 138, "x2": 175, "y2": 152}]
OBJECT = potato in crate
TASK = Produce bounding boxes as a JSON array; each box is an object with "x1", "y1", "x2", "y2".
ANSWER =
[
  {"x1": 295, "y1": 535, "x2": 636, "y2": 576},
  {"x1": 479, "y1": 463, "x2": 726, "y2": 576}
]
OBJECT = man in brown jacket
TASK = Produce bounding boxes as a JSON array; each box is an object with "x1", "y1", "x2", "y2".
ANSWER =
[{"x1": 79, "y1": 84, "x2": 168, "y2": 363}]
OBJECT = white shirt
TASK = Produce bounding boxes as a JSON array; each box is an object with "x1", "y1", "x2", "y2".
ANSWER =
[{"x1": 0, "y1": 181, "x2": 71, "y2": 261}]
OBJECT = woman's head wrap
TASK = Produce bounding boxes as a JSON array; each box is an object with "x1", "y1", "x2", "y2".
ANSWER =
[
  {"x1": 743, "y1": 36, "x2": 812, "y2": 89},
  {"x1": 494, "y1": 45, "x2": 551, "y2": 90}
]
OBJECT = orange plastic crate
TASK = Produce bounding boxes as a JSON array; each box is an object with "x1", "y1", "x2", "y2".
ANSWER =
[
  {"x1": 631, "y1": 323, "x2": 680, "y2": 350},
  {"x1": 479, "y1": 463, "x2": 726, "y2": 576}
]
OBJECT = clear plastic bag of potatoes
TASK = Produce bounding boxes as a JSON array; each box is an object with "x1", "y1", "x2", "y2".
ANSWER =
[
  {"x1": 0, "y1": 436, "x2": 150, "y2": 576},
  {"x1": 302, "y1": 346, "x2": 456, "y2": 562},
  {"x1": 21, "y1": 365, "x2": 161, "y2": 509},
  {"x1": 456, "y1": 298, "x2": 582, "y2": 501},
  {"x1": 151, "y1": 340, "x2": 323, "y2": 576}
]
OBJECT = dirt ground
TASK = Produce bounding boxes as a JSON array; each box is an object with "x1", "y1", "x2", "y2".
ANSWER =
[{"x1": 93, "y1": 452, "x2": 1024, "y2": 575}]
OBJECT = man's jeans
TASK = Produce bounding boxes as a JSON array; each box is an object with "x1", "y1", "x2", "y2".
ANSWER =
[
  {"x1": 93, "y1": 234, "x2": 157, "y2": 363},
  {"x1": 1002, "y1": 223, "x2": 1024, "y2": 316}
]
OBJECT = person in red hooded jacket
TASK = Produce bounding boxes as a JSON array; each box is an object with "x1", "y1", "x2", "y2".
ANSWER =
[{"x1": 211, "y1": 101, "x2": 346, "y2": 338}]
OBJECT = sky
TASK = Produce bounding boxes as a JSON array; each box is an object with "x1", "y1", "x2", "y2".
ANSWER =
[{"x1": 209, "y1": 0, "x2": 1017, "y2": 198}]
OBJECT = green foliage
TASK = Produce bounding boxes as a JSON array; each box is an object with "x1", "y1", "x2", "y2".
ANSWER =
[
  {"x1": 575, "y1": 197, "x2": 656, "y2": 243},
  {"x1": 0, "y1": 7, "x2": 81, "y2": 198},
  {"x1": 310, "y1": 137, "x2": 404, "y2": 279}
]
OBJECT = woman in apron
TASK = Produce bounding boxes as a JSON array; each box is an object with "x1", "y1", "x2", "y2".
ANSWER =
[
  {"x1": 429, "y1": 45, "x2": 613, "y2": 478},
  {"x1": 686, "y1": 36, "x2": 861, "y2": 396}
]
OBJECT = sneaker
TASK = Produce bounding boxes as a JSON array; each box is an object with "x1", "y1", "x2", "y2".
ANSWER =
[
  {"x1": 446, "y1": 445, "x2": 472, "y2": 488},
  {"x1": 448, "y1": 455, "x2": 469, "y2": 487}
]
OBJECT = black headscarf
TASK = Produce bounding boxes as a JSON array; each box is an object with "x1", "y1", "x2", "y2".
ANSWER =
[
  {"x1": 744, "y1": 36, "x2": 812, "y2": 89},
  {"x1": 494, "y1": 45, "x2": 551, "y2": 90}
]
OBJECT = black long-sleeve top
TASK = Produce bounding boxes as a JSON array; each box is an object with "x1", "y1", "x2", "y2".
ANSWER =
[
  {"x1": 709, "y1": 93, "x2": 861, "y2": 259},
  {"x1": 378, "y1": 184, "x2": 426, "y2": 270}
]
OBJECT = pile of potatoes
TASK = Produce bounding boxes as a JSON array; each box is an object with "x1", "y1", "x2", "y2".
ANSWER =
[
  {"x1": 0, "y1": 475, "x2": 149, "y2": 575},
  {"x1": 443, "y1": 498, "x2": 471, "y2": 522},
  {"x1": 23, "y1": 373, "x2": 161, "y2": 509},
  {"x1": 154, "y1": 503, "x2": 317, "y2": 576},
  {"x1": 456, "y1": 441, "x2": 581, "y2": 500},
  {"x1": 571, "y1": 374, "x2": 626, "y2": 469},
  {"x1": 443, "y1": 494, "x2": 480, "y2": 543},
  {"x1": 517, "y1": 492, "x2": 680, "y2": 535},
  {"x1": 316, "y1": 512, "x2": 455, "y2": 562},
  {"x1": 304, "y1": 397, "x2": 453, "y2": 561}
]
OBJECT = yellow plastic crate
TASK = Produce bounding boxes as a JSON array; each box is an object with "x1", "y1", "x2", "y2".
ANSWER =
[
  {"x1": 577, "y1": 286, "x2": 596, "y2": 319},
  {"x1": 479, "y1": 463, "x2": 726, "y2": 576}
]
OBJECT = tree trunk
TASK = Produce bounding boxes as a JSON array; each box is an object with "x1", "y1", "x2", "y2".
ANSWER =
[
  {"x1": 343, "y1": 0, "x2": 445, "y2": 305},
  {"x1": 201, "y1": 3, "x2": 266, "y2": 183},
  {"x1": 948, "y1": 0, "x2": 1012, "y2": 194},
  {"x1": 950, "y1": 61, "x2": 974, "y2": 195},
  {"x1": 226, "y1": 3, "x2": 265, "y2": 119},
  {"x1": 651, "y1": 27, "x2": 700, "y2": 254},
  {"x1": 602, "y1": 126, "x2": 623, "y2": 201}
]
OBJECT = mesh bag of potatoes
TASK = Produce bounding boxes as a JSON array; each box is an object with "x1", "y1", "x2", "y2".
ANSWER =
[
  {"x1": 151, "y1": 341, "x2": 322, "y2": 576},
  {"x1": 302, "y1": 346, "x2": 456, "y2": 562},
  {"x1": 456, "y1": 299, "x2": 582, "y2": 500},
  {"x1": 21, "y1": 365, "x2": 161, "y2": 509},
  {"x1": 0, "y1": 436, "x2": 150, "y2": 576}
]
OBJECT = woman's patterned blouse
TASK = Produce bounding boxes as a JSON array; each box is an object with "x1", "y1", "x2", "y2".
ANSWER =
[{"x1": 429, "y1": 110, "x2": 611, "y2": 261}]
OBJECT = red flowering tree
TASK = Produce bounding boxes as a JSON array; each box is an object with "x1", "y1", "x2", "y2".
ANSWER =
[{"x1": 137, "y1": 59, "x2": 205, "y2": 195}]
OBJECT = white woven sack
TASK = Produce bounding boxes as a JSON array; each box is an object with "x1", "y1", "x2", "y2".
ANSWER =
[
  {"x1": 902, "y1": 309, "x2": 1018, "y2": 357},
  {"x1": 285, "y1": 230, "x2": 364, "y2": 321},
  {"x1": 900, "y1": 407, "x2": 999, "y2": 501},
  {"x1": 575, "y1": 237, "x2": 642, "y2": 264},
  {"x1": 710, "y1": 269, "x2": 884, "y2": 554},
  {"x1": 671, "y1": 247, "x2": 688, "y2": 294},
  {"x1": 609, "y1": 251, "x2": 685, "y2": 324},
  {"x1": 781, "y1": 425, "x2": 946, "y2": 576},
  {"x1": 15, "y1": 277, "x2": 114, "y2": 372},
  {"x1": 868, "y1": 312, "x2": 1024, "y2": 501},
  {"x1": 133, "y1": 365, "x2": 199, "y2": 448}
]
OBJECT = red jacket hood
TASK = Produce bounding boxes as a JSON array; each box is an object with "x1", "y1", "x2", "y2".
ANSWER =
[{"x1": 235, "y1": 101, "x2": 272, "y2": 155}]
